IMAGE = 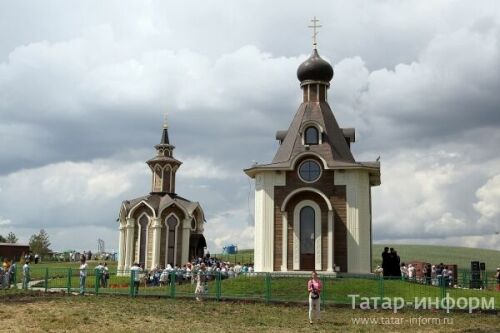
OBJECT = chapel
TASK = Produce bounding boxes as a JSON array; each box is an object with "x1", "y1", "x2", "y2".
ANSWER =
[
  {"x1": 245, "y1": 37, "x2": 381, "y2": 273},
  {"x1": 117, "y1": 117, "x2": 206, "y2": 272}
]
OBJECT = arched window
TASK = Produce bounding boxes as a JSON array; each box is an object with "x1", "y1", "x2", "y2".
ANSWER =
[
  {"x1": 138, "y1": 215, "x2": 148, "y2": 266},
  {"x1": 300, "y1": 206, "x2": 315, "y2": 270},
  {"x1": 166, "y1": 215, "x2": 179, "y2": 266},
  {"x1": 304, "y1": 127, "x2": 319, "y2": 145},
  {"x1": 154, "y1": 165, "x2": 162, "y2": 191}
]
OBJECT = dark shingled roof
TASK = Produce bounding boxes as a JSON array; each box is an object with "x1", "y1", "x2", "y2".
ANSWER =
[
  {"x1": 146, "y1": 155, "x2": 182, "y2": 165},
  {"x1": 272, "y1": 102, "x2": 355, "y2": 166},
  {"x1": 121, "y1": 193, "x2": 204, "y2": 221},
  {"x1": 160, "y1": 127, "x2": 170, "y2": 145},
  {"x1": 245, "y1": 60, "x2": 381, "y2": 186}
]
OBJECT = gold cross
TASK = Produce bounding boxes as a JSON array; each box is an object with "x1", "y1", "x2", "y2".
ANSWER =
[{"x1": 308, "y1": 16, "x2": 322, "y2": 49}]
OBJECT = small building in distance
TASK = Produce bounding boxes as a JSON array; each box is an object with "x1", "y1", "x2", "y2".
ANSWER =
[
  {"x1": 0, "y1": 243, "x2": 30, "y2": 262},
  {"x1": 117, "y1": 117, "x2": 207, "y2": 272}
]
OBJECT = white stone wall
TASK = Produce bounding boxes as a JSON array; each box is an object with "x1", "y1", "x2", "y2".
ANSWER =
[
  {"x1": 334, "y1": 170, "x2": 371, "y2": 273},
  {"x1": 254, "y1": 171, "x2": 285, "y2": 272}
]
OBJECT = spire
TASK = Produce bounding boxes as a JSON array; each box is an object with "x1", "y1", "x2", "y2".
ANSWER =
[
  {"x1": 308, "y1": 16, "x2": 322, "y2": 50},
  {"x1": 160, "y1": 113, "x2": 170, "y2": 145},
  {"x1": 147, "y1": 113, "x2": 182, "y2": 194}
]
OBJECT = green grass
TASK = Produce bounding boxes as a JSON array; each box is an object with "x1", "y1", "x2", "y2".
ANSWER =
[
  {"x1": 10, "y1": 261, "x2": 117, "y2": 280},
  {"x1": 1, "y1": 292, "x2": 499, "y2": 332},
  {"x1": 28, "y1": 273, "x2": 500, "y2": 309},
  {"x1": 211, "y1": 249, "x2": 254, "y2": 264}
]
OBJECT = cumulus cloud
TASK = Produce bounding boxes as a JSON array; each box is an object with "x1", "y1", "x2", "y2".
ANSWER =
[
  {"x1": 204, "y1": 207, "x2": 255, "y2": 251},
  {"x1": 474, "y1": 175, "x2": 500, "y2": 220},
  {"x1": 0, "y1": 217, "x2": 11, "y2": 226},
  {"x1": 372, "y1": 148, "x2": 500, "y2": 240},
  {"x1": 0, "y1": 159, "x2": 145, "y2": 228},
  {"x1": 0, "y1": 1, "x2": 499, "y2": 251}
]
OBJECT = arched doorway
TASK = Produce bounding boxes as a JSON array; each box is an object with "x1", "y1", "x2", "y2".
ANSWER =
[
  {"x1": 292, "y1": 198, "x2": 323, "y2": 271},
  {"x1": 300, "y1": 206, "x2": 315, "y2": 270}
]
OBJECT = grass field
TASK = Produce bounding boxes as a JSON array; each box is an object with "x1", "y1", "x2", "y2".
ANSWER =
[
  {"x1": 27, "y1": 272, "x2": 500, "y2": 309},
  {"x1": 372, "y1": 244, "x2": 500, "y2": 272},
  {"x1": 1, "y1": 291, "x2": 498, "y2": 332}
]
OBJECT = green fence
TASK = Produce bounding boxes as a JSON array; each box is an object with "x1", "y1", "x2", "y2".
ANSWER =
[{"x1": 2, "y1": 267, "x2": 499, "y2": 310}]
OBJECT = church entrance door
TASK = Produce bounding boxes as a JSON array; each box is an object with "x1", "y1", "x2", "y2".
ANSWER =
[{"x1": 299, "y1": 206, "x2": 315, "y2": 270}]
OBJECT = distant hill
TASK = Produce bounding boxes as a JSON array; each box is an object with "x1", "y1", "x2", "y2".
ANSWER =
[
  {"x1": 220, "y1": 245, "x2": 500, "y2": 272},
  {"x1": 372, "y1": 244, "x2": 500, "y2": 272}
]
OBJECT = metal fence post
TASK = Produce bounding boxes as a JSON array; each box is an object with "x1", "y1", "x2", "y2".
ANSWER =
[
  {"x1": 439, "y1": 276, "x2": 445, "y2": 300},
  {"x1": 12, "y1": 266, "x2": 17, "y2": 289},
  {"x1": 67, "y1": 268, "x2": 72, "y2": 294},
  {"x1": 321, "y1": 275, "x2": 326, "y2": 308},
  {"x1": 95, "y1": 269, "x2": 99, "y2": 295},
  {"x1": 129, "y1": 270, "x2": 134, "y2": 297},
  {"x1": 264, "y1": 273, "x2": 271, "y2": 304},
  {"x1": 170, "y1": 271, "x2": 176, "y2": 298},
  {"x1": 216, "y1": 271, "x2": 221, "y2": 301},
  {"x1": 379, "y1": 275, "x2": 384, "y2": 299},
  {"x1": 44, "y1": 267, "x2": 49, "y2": 293}
]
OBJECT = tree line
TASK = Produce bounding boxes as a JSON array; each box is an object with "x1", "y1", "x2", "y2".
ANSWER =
[{"x1": 1, "y1": 229, "x2": 51, "y2": 256}]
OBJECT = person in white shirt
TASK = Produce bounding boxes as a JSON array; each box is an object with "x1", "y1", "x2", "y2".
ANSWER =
[
  {"x1": 185, "y1": 264, "x2": 192, "y2": 284},
  {"x1": 102, "y1": 263, "x2": 110, "y2": 288},
  {"x1": 401, "y1": 263, "x2": 408, "y2": 279},
  {"x1": 159, "y1": 267, "x2": 169, "y2": 286},
  {"x1": 442, "y1": 268, "x2": 450, "y2": 286},
  {"x1": 228, "y1": 267, "x2": 235, "y2": 279},
  {"x1": 95, "y1": 262, "x2": 105, "y2": 287},
  {"x1": 233, "y1": 262, "x2": 242, "y2": 277},
  {"x1": 447, "y1": 269, "x2": 453, "y2": 287},
  {"x1": 408, "y1": 264, "x2": 416, "y2": 280},
  {"x1": 22, "y1": 261, "x2": 30, "y2": 290},
  {"x1": 195, "y1": 263, "x2": 208, "y2": 301},
  {"x1": 130, "y1": 263, "x2": 143, "y2": 295},
  {"x1": 79, "y1": 257, "x2": 88, "y2": 295}
]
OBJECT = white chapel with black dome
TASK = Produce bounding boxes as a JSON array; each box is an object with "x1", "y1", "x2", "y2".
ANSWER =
[{"x1": 245, "y1": 32, "x2": 381, "y2": 273}]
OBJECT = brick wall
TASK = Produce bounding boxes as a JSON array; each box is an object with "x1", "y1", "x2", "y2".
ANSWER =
[{"x1": 273, "y1": 159, "x2": 348, "y2": 271}]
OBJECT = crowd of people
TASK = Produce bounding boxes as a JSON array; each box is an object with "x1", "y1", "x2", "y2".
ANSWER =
[
  {"x1": 0, "y1": 258, "x2": 32, "y2": 290},
  {"x1": 125, "y1": 255, "x2": 255, "y2": 296},
  {"x1": 376, "y1": 247, "x2": 460, "y2": 287},
  {"x1": 0, "y1": 259, "x2": 16, "y2": 289},
  {"x1": 379, "y1": 247, "x2": 402, "y2": 277}
]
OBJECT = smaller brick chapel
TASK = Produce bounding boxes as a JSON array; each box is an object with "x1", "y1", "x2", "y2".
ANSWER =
[{"x1": 245, "y1": 45, "x2": 381, "y2": 273}]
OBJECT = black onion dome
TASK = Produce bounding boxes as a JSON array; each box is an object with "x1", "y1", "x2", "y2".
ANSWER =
[{"x1": 297, "y1": 49, "x2": 334, "y2": 83}]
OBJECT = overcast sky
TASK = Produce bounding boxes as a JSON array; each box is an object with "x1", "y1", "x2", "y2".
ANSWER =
[{"x1": 0, "y1": 0, "x2": 499, "y2": 254}]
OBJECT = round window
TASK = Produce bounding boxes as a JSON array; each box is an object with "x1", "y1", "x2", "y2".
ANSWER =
[{"x1": 298, "y1": 160, "x2": 321, "y2": 182}]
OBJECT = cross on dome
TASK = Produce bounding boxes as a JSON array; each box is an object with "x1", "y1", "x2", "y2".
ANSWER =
[{"x1": 308, "y1": 16, "x2": 322, "y2": 49}]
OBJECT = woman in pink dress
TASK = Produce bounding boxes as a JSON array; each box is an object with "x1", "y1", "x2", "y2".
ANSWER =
[{"x1": 307, "y1": 270, "x2": 322, "y2": 324}]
